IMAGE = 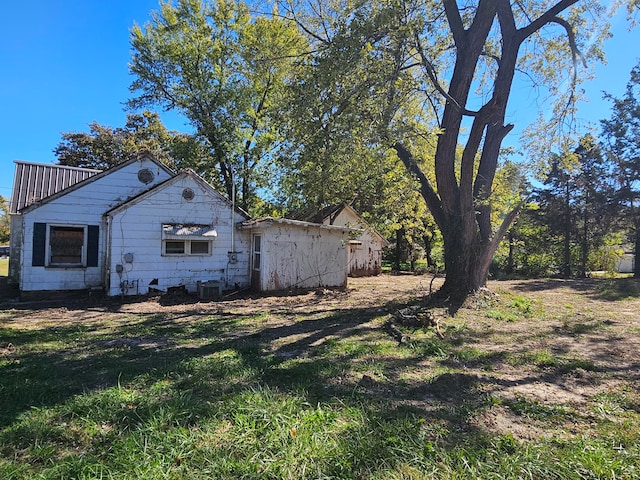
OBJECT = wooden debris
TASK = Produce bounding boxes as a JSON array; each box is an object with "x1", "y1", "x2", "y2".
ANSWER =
[{"x1": 384, "y1": 306, "x2": 445, "y2": 342}]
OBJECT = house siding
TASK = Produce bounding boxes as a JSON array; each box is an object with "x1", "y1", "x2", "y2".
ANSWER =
[
  {"x1": 16, "y1": 157, "x2": 172, "y2": 292},
  {"x1": 106, "y1": 174, "x2": 250, "y2": 296}
]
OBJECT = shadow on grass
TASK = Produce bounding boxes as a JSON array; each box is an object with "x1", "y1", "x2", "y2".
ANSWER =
[
  {"x1": 2, "y1": 286, "x2": 640, "y2": 479},
  {"x1": 508, "y1": 277, "x2": 640, "y2": 301}
]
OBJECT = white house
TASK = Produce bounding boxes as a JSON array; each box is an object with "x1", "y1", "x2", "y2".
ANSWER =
[
  {"x1": 103, "y1": 169, "x2": 251, "y2": 296},
  {"x1": 9, "y1": 155, "x2": 356, "y2": 296}
]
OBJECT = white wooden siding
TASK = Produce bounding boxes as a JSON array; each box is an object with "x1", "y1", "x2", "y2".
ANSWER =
[
  {"x1": 257, "y1": 224, "x2": 348, "y2": 291},
  {"x1": 106, "y1": 174, "x2": 250, "y2": 296},
  {"x1": 17, "y1": 157, "x2": 172, "y2": 292},
  {"x1": 329, "y1": 207, "x2": 384, "y2": 276}
]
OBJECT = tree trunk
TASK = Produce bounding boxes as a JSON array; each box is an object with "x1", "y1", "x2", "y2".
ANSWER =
[
  {"x1": 436, "y1": 217, "x2": 494, "y2": 299},
  {"x1": 563, "y1": 181, "x2": 572, "y2": 278},
  {"x1": 423, "y1": 233, "x2": 435, "y2": 268},
  {"x1": 394, "y1": 227, "x2": 405, "y2": 272},
  {"x1": 634, "y1": 221, "x2": 640, "y2": 279},
  {"x1": 506, "y1": 231, "x2": 514, "y2": 275}
]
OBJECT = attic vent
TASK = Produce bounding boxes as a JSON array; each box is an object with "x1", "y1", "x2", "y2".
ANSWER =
[
  {"x1": 138, "y1": 168, "x2": 154, "y2": 184},
  {"x1": 182, "y1": 188, "x2": 195, "y2": 201}
]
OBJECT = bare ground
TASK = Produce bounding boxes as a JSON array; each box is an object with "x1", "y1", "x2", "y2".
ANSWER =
[{"x1": 2, "y1": 274, "x2": 639, "y2": 441}]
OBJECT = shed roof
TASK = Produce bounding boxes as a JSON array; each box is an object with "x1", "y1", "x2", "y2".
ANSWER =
[
  {"x1": 9, "y1": 161, "x2": 101, "y2": 214},
  {"x1": 239, "y1": 216, "x2": 360, "y2": 234}
]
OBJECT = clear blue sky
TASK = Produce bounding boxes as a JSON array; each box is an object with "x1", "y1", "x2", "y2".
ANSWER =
[{"x1": 1, "y1": 1, "x2": 639, "y2": 201}]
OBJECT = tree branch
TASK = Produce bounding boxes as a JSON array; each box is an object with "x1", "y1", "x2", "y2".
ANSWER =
[{"x1": 394, "y1": 142, "x2": 446, "y2": 230}]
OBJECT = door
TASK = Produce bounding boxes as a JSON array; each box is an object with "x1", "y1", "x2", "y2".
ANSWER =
[{"x1": 251, "y1": 234, "x2": 261, "y2": 290}]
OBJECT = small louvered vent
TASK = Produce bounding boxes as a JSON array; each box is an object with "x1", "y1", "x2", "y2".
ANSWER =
[
  {"x1": 182, "y1": 188, "x2": 195, "y2": 201},
  {"x1": 137, "y1": 168, "x2": 154, "y2": 184}
]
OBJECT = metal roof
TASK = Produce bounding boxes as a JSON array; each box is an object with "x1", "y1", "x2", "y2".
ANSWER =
[{"x1": 9, "y1": 161, "x2": 101, "y2": 214}]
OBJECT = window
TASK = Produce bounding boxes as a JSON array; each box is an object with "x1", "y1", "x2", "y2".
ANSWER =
[
  {"x1": 252, "y1": 235, "x2": 261, "y2": 270},
  {"x1": 189, "y1": 241, "x2": 210, "y2": 255},
  {"x1": 32, "y1": 223, "x2": 99, "y2": 268},
  {"x1": 161, "y1": 224, "x2": 216, "y2": 256},
  {"x1": 50, "y1": 226, "x2": 84, "y2": 265},
  {"x1": 165, "y1": 241, "x2": 186, "y2": 255}
]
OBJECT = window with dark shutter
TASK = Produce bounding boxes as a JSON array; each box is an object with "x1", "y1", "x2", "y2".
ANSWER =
[
  {"x1": 87, "y1": 225, "x2": 99, "y2": 267},
  {"x1": 32, "y1": 222, "x2": 46, "y2": 266}
]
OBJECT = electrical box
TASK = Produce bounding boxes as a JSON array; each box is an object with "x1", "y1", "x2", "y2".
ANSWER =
[{"x1": 228, "y1": 252, "x2": 238, "y2": 264}]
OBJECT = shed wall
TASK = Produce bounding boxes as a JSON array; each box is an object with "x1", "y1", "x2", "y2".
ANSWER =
[
  {"x1": 330, "y1": 208, "x2": 383, "y2": 276},
  {"x1": 258, "y1": 224, "x2": 348, "y2": 291}
]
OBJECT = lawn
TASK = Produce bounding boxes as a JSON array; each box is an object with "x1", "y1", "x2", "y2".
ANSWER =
[
  {"x1": 0, "y1": 258, "x2": 7, "y2": 277},
  {"x1": 1, "y1": 275, "x2": 639, "y2": 479}
]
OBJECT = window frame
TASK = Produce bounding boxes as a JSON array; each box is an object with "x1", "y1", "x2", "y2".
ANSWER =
[
  {"x1": 162, "y1": 239, "x2": 212, "y2": 257},
  {"x1": 47, "y1": 224, "x2": 87, "y2": 267},
  {"x1": 252, "y1": 234, "x2": 262, "y2": 271}
]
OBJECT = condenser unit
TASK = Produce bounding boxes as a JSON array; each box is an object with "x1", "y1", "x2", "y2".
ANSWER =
[{"x1": 198, "y1": 280, "x2": 222, "y2": 300}]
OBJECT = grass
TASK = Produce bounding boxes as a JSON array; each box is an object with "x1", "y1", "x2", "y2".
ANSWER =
[
  {"x1": 0, "y1": 258, "x2": 7, "y2": 277},
  {"x1": 1, "y1": 277, "x2": 640, "y2": 479}
]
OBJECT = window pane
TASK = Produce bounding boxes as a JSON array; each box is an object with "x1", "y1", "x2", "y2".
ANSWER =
[
  {"x1": 165, "y1": 241, "x2": 185, "y2": 254},
  {"x1": 254, "y1": 252, "x2": 261, "y2": 270},
  {"x1": 50, "y1": 226, "x2": 84, "y2": 264},
  {"x1": 190, "y1": 241, "x2": 209, "y2": 255},
  {"x1": 254, "y1": 235, "x2": 261, "y2": 252}
]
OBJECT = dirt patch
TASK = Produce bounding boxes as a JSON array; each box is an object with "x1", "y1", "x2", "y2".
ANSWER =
[{"x1": 2, "y1": 274, "x2": 639, "y2": 441}]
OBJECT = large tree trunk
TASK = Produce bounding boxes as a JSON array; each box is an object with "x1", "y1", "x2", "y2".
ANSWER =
[
  {"x1": 634, "y1": 220, "x2": 640, "y2": 279},
  {"x1": 437, "y1": 216, "x2": 498, "y2": 298}
]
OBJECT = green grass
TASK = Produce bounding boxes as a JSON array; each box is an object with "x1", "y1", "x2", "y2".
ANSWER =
[
  {"x1": 1, "y1": 290, "x2": 639, "y2": 479},
  {"x1": 0, "y1": 258, "x2": 7, "y2": 277}
]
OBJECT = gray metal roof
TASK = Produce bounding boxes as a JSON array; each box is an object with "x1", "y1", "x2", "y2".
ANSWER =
[{"x1": 9, "y1": 161, "x2": 102, "y2": 214}]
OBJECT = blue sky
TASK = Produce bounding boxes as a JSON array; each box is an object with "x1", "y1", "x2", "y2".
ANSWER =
[{"x1": 1, "y1": 1, "x2": 639, "y2": 201}]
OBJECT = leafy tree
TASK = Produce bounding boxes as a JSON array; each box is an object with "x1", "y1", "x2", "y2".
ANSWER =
[
  {"x1": 0, "y1": 196, "x2": 10, "y2": 244},
  {"x1": 506, "y1": 135, "x2": 616, "y2": 278},
  {"x1": 601, "y1": 61, "x2": 640, "y2": 278},
  {"x1": 128, "y1": 0, "x2": 305, "y2": 212},
  {"x1": 54, "y1": 111, "x2": 210, "y2": 176},
  {"x1": 280, "y1": 0, "x2": 611, "y2": 300},
  {"x1": 573, "y1": 134, "x2": 616, "y2": 277}
]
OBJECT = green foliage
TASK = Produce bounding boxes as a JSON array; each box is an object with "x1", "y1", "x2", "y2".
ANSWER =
[
  {"x1": 129, "y1": 0, "x2": 305, "y2": 213},
  {"x1": 0, "y1": 196, "x2": 9, "y2": 245},
  {"x1": 54, "y1": 111, "x2": 211, "y2": 174}
]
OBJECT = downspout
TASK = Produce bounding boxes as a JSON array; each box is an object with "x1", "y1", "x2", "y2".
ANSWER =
[
  {"x1": 104, "y1": 215, "x2": 111, "y2": 294},
  {"x1": 231, "y1": 171, "x2": 235, "y2": 253}
]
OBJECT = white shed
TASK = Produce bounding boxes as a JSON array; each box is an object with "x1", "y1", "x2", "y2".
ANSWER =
[
  {"x1": 318, "y1": 205, "x2": 388, "y2": 277},
  {"x1": 238, "y1": 217, "x2": 356, "y2": 291},
  {"x1": 288, "y1": 204, "x2": 389, "y2": 277}
]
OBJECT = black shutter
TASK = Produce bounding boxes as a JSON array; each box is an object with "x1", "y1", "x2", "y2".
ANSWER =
[
  {"x1": 87, "y1": 225, "x2": 99, "y2": 267},
  {"x1": 32, "y1": 222, "x2": 46, "y2": 266}
]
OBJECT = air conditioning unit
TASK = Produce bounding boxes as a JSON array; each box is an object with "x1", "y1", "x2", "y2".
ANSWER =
[{"x1": 198, "y1": 280, "x2": 222, "y2": 300}]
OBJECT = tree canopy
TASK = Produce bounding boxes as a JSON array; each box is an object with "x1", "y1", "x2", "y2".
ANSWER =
[
  {"x1": 276, "y1": 0, "x2": 611, "y2": 298},
  {"x1": 128, "y1": 0, "x2": 305, "y2": 212},
  {"x1": 54, "y1": 111, "x2": 210, "y2": 174}
]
